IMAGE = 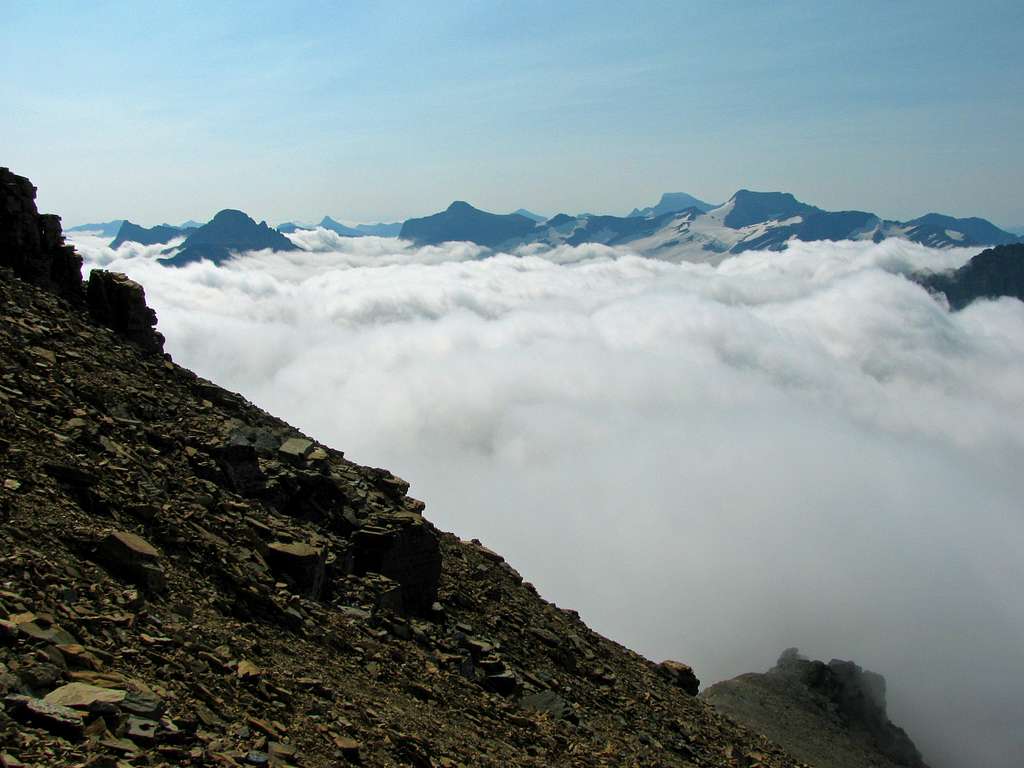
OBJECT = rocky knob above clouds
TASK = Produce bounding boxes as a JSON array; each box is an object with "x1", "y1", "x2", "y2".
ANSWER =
[{"x1": 916, "y1": 242, "x2": 1024, "y2": 309}]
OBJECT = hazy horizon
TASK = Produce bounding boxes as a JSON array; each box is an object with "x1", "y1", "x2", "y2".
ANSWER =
[
  {"x1": 3, "y1": 1, "x2": 1023, "y2": 228},
  {"x1": 57, "y1": 185, "x2": 1024, "y2": 234}
]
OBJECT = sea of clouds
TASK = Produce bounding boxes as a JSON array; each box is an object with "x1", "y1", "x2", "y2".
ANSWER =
[{"x1": 71, "y1": 230, "x2": 1024, "y2": 767}]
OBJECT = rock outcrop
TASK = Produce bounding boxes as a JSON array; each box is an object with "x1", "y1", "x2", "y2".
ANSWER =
[
  {"x1": 917, "y1": 242, "x2": 1024, "y2": 310},
  {"x1": 701, "y1": 648, "x2": 928, "y2": 768},
  {"x1": 0, "y1": 169, "x2": 813, "y2": 767},
  {"x1": 1, "y1": 167, "x2": 166, "y2": 357},
  {"x1": 1, "y1": 167, "x2": 83, "y2": 303},
  {"x1": 86, "y1": 269, "x2": 165, "y2": 355}
]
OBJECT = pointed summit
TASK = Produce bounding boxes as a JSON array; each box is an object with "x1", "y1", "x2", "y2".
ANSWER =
[{"x1": 163, "y1": 209, "x2": 299, "y2": 266}]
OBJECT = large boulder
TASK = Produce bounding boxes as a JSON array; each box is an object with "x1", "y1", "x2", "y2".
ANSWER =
[
  {"x1": 86, "y1": 270, "x2": 165, "y2": 355},
  {"x1": 657, "y1": 660, "x2": 700, "y2": 696}
]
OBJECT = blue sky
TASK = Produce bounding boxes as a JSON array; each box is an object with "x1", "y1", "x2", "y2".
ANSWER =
[{"x1": 3, "y1": 0, "x2": 1022, "y2": 227}]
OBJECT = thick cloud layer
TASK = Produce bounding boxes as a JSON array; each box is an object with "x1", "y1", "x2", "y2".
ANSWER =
[{"x1": 73, "y1": 232, "x2": 1024, "y2": 767}]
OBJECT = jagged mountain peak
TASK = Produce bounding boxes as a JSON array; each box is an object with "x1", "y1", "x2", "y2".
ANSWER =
[{"x1": 161, "y1": 207, "x2": 299, "y2": 266}]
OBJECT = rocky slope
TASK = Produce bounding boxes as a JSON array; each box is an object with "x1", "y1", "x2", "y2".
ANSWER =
[
  {"x1": 702, "y1": 650, "x2": 928, "y2": 768},
  {"x1": 0, "y1": 168, "x2": 817, "y2": 767}
]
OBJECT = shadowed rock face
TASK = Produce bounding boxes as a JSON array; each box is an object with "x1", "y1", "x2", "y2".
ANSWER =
[
  {"x1": 86, "y1": 270, "x2": 165, "y2": 355},
  {"x1": 917, "y1": 243, "x2": 1024, "y2": 310},
  {"x1": 164, "y1": 209, "x2": 299, "y2": 266},
  {"x1": 702, "y1": 649, "x2": 929, "y2": 768},
  {"x1": 0, "y1": 167, "x2": 83, "y2": 303}
]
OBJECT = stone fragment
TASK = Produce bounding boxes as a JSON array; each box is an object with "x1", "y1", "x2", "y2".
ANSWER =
[
  {"x1": 519, "y1": 690, "x2": 577, "y2": 723},
  {"x1": 484, "y1": 671, "x2": 519, "y2": 696},
  {"x1": 237, "y1": 660, "x2": 262, "y2": 681},
  {"x1": 265, "y1": 541, "x2": 326, "y2": 599},
  {"x1": 3, "y1": 694, "x2": 85, "y2": 738},
  {"x1": 332, "y1": 735, "x2": 362, "y2": 760},
  {"x1": 98, "y1": 530, "x2": 167, "y2": 593},
  {"x1": 268, "y1": 741, "x2": 297, "y2": 759},
  {"x1": 16, "y1": 619, "x2": 77, "y2": 645},
  {"x1": 125, "y1": 716, "x2": 159, "y2": 743},
  {"x1": 657, "y1": 660, "x2": 700, "y2": 696},
  {"x1": 215, "y1": 443, "x2": 266, "y2": 494},
  {"x1": 44, "y1": 682, "x2": 126, "y2": 708},
  {"x1": 278, "y1": 437, "x2": 313, "y2": 461},
  {"x1": 121, "y1": 691, "x2": 163, "y2": 718},
  {"x1": 17, "y1": 663, "x2": 62, "y2": 691}
]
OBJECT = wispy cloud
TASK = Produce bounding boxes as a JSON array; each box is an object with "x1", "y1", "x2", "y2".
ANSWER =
[{"x1": 72, "y1": 233, "x2": 1024, "y2": 767}]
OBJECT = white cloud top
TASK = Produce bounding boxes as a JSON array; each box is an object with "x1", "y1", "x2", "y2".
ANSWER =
[{"x1": 72, "y1": 232, "x2": 1024, "y2": 768}]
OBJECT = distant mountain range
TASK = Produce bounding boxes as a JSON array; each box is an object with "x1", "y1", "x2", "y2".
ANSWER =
[
  {"x1": 110, "y1": 221, "x2": 195, "y2": 248},
  {"x1": 628, "y1": 192, "x2": 716, "y2": 217},
  {"x1": 399, "y1": 191, "x2": 1021, "y2": 262},
  {"x1": 512, "y1": 208, "x2": 546, "y2": 222},
  {"x1": 276, "y1": 217, "x2": 402, "y2": 237},
  {"x1": 67, "y1": 220, "x2": 125, "y2": 237},
  {"x1": 84, "y1": 190, "x2": 1020, "y2": 266}
]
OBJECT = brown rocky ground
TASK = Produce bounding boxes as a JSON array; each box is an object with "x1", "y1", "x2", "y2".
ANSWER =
[{"x1": 1, "y1": 167, "x2": 812, "y2": 767}]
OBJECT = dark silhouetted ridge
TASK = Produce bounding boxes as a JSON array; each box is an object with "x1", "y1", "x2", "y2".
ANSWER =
[
  {"x1": 917, "y1": 243, "x2": 1024, "y2": 309},
  {"x1": 164, "y1": 208, "x2": 299, "y2": 266},
  {"x1": 399, "y1": 202, "x2": 538, "y2": 247},
  {"x1": 111, "y1": 221, "x2": 192, "y2": 248}
]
